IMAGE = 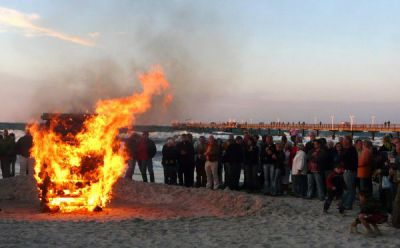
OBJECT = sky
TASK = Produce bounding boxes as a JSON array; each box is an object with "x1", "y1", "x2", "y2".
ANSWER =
[{"x1": 0, "y1": 0, "x2": 399, "y2": 124}]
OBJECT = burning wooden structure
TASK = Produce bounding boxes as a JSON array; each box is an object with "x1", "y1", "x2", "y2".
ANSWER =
[
  {"x1": 39, "y1": 113, "x2": 103, "y2": 212},
  {"x1": 28, "y1": 66, "x2": 171, "y2": 213}
]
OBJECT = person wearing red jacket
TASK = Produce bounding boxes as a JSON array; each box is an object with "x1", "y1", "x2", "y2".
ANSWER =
[{"x1": 323, "y1": 166, "x2": 346, "y2": 214}]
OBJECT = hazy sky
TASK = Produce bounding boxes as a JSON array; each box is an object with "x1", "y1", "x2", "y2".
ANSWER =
[{"x1": 0, "y1": 0, "x2": 399, "y2": 124}]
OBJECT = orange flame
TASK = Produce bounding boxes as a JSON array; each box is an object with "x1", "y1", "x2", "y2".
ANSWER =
[
  {"x1": 29, "y1": 65, "x2": 170, "y2": 212},
  {"x1": 163, "y1": 94, "x2": 173, "y2": 108}
]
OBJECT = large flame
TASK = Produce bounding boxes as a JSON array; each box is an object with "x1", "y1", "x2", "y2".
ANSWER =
[{"x1": 29, "y1": 65, "x2": 171, "y2": 212}]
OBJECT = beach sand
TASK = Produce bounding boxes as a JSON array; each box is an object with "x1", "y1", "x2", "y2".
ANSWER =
[{"x1": 0, "y1": 177, "x2": 399, "y2": 248}]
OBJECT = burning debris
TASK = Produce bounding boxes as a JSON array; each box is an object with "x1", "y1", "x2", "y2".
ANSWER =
[{"x1": 28, "y1": 66, "x2": 171, "y2": 213}]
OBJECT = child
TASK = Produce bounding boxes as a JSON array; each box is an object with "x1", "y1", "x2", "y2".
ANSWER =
[
  {"x1": 323, "y1": 166, "x2": 345, "y2": 214},
  {"x1": 350, "y1": 191, "x2": 388, "y2": 237}
]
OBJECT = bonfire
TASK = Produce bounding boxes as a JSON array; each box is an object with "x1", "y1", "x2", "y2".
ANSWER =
[{"x1": 28, "y1": 66, "x2": 171, "y2": 212}]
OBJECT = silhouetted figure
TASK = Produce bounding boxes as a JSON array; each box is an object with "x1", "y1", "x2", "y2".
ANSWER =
[
  {"x1": 0, "y1": 130, "x2": 16, "y2": 178},
  {"x1": 15, "y1": 130, "x2": 33, "y2": 176},
  {"x1": 124, "y1": 133, "x2": 139, "y2": 180},
  {"x1": 194, "y1": 136, "x2": 207, "y2": 187},
  {"x1": 162, "y1": 138, "x2": 178, "y2": 185},
  {"x1": 136, "y1": 132, "x2": 157, "y2": 183},
  {"x1": 8, "y1": 133, "x2": 16, "y2": 177},
  {"x1": 225, "y1": 136, "x2": 244, "y2": 190},
  {"x1": 244, "y1": 137, "x2": 259, "y2": 192},
  {"x1": 177, "y1": 134, "x2": 195, "y2": 187}
]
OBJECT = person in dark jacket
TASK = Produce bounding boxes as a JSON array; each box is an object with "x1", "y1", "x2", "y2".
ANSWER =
[
  {"x1": 0, "y1": 130, "x2": 16, "y2": 178},
  {"x1": 342, "y1": 135, "x2": 358, "y2": 210},
  {"x1": 225, "y1": 136, "x2": 244, "y2": 190},
  {"x1": 176, "y1": 134, "x2": 195, "y2": 187},
  {"x1": 195, "y1": 136, "x2": 207, "y2": 187},
  {"x1": 124, "y1": 133, "x2": 139, "y2": 180},
  {"x1": 162, "y1": 138, "x2": 178, "y2": 185},
  {"x1": 323, "y1": 166, "x2": 346, "y2": 214},
  {"x1": 244, "y1": 137, "x2": 259, "y2": 192},
  {"x1": 136, "y1": 132, "x2": 157, "y2": 183},
  {"x1": 261, "y1": 135, "x2": 275, "y2": 194},
  {"x1": 15, "y1": 130, "x2": 33, "y2": 176},
  {"x1": 305, "y1": 132, "x2": 317, "y2": 154},
  {"x1": 271, "y1": 142, "x2": 285, "y2": 196},
  {"x1": 221, "y1": 135, "x2": 234, "y2": 188},
  {"x1": 8, "y1": 133, "x2": 17, "y2": 177}
]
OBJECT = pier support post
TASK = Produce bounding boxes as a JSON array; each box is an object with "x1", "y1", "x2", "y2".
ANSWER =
[
  {"x1": 371, "y1": 132, "x2": 376, "y2": 141},
  {"x1": 302, "y1": 129, "x2": 305, "y2": 137},
  {"x1": 316, "y1": 130, "x2": 320, "y2": 137},
  {"x1": 332, "y1": 131, "x2": 336, "y2": 140}
]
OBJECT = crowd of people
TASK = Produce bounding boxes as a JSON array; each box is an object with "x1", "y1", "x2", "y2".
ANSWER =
[
  {"x1": 0, "y1": 129, "x2": 33, "y2": 178},
  {"x1": 125, "y1": 131, "x2": 400, "y2": 235},
  {"x1": 1, "y1": 127, "x2": 398, "y2": 236}
]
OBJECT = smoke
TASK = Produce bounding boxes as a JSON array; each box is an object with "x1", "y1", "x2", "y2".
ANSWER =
[
  {"x1": 27, "y1": 1, "x2": 245, "y2": 125},
  {"x1": 129, "y1": 2, "x2": 244, "y2": 124},
  {"x1": 30, "y1": 59, "x2": 131, "y2": 117}
]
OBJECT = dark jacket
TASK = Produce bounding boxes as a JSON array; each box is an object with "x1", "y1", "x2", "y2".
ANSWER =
[
  {"x1": 162, "y1": 145, "x2": 178, "y2": 166},
  {"x1": 177, "y1": 141, "x2": 195, "y2": 166},
  {"x1": 261, "y1": 143, "x2": 276, "y2": 164},
  {"x1": 324, "y1": 147, "x2": 335, "y2": 171},
  {"x1": 305, "y1": 140, "x2": 314, "y2": 154},
  {"x1": 244, "y1": 143, "x2": 259, "y2": 166},
  {"x1": 333, "y1": 150, "x2": 343, "y2": 168},
  {"x1": 326, "y1": 171, "x2": 345, "y2": 192},
  {"x1": 1, "y1": 136, "x2": 16, "y2": 158},
  {"x1": 16, "y1": 134, "x2": 33, "y2": 158},
  {"x1": 225, "y1": 142, "x2": 244, "y2": 164},
  {"x1": 273, "y1": 150, "x2": 286, "y2": 170},
  {"x1": 342, "y1": 146, "x2": 358, "y2": 172},
  {"x1": 125, "y1": 134, "x2": 138, "y2": 160}
]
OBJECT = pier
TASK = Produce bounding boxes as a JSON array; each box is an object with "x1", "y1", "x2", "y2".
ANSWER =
[{"x1": 172, "y1": 122, "x2": 400, "y2": 140}]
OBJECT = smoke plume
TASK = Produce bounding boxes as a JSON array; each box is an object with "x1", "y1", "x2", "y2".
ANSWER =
[{"x1": 25, "y1": 1, "x2": 245, "y2": 125}]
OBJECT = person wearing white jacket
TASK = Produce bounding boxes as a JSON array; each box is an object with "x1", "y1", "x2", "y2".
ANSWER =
[{"x1": 292, "y1": 144, "x2": 307, "y2": 197}]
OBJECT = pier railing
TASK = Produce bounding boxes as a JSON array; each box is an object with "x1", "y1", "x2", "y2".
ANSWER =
[{"x1": 172, "y1": 122, "x2": 400, "y2": 133}]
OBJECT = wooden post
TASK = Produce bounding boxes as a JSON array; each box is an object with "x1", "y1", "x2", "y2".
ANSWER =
[{"x1": 371, "y1": 132, "x2": 376, "y2": 141}]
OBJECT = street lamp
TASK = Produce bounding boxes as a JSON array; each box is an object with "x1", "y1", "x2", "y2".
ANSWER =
[
  {"x1": 371, "y1": 115, "x2": 376, "y2": 125},
  {"x1": 349, "y1": 114, "x2": 356, "y2": 131},
  {"x1": 330, "y1": 115, "x2": 335, "y2": 130}
]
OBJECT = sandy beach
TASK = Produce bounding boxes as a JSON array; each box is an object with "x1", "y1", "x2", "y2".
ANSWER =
[{"x1": 0, "y1": 177, "x2": 398, "y2": 248}]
